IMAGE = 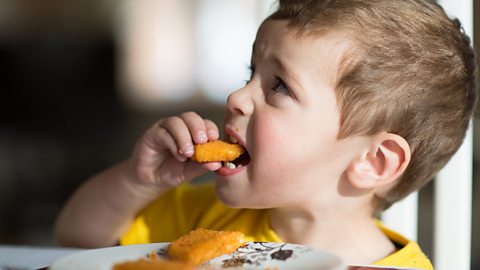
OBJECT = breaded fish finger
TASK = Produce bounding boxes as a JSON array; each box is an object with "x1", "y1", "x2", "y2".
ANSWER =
[
  {"x1": 167, "y1": 228, "x2": 245, "y2": 265},
  {"x1": 191, "y1": 141, "x2": 244, "y2": 163}
]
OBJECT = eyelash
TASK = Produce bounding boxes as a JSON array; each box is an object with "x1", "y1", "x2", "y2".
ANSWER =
[
  {"x1": 272, "y1": 77, "x2": 291, "y2": 96},
  {"x1": 245, "y1": 64, "x2": 254, "y2": 84},
  {"x1": 245, "y1": 64, "x2": 291, "y2": 97}
]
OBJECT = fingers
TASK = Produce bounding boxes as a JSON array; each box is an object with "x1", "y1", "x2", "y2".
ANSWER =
[
  {"x1": 156, "y1": 159, "x2": 221, "y2": 187},
  {"x1": 150, "y1": 126, "x2": 187, "y2": 162},
  {"x1": 159, "y1": 112, "x2": 219, "y2": 159},
  {"x1": 183, "y1": 161, "x2": 222, "y2": 183},
  {"x1": 133, "y1": 112, "x2": 220, "y2": 186},
  {"x1": 159, "y1": 116, "x2": 195, "y2": 159},
  {"x1": 201, "y1": 161, "x2": 222, "y2": 171},
  {"x1": 180, "y1": 111, "x2": 209, "y2": 144},
  {"x1": 179, "y1": 112, "x2": 219, "y2": 144},
  {"x1": 204, "y1": 119, "x2": 219, "y2": 141},
  {"x1": 183, "y1": 161, "x2": 221, "y2": 174}
]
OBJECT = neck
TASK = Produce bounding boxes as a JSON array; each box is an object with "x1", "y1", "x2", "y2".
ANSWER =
[{"x1": 268, "y1": 205, "x2": 395, "y2": 265}]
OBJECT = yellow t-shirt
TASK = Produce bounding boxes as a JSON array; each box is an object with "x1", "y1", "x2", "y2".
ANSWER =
[{"x1": 121, "y1": 183, "x2": 433, "y2": 269}]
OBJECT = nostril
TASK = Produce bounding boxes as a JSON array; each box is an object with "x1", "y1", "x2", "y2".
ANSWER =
[
  {"x1": 227, "y1": 98, "x2": 245, "y2": 116},
  {"x1": 233, "y1": 108, "x2": 245, "y2": 115}
]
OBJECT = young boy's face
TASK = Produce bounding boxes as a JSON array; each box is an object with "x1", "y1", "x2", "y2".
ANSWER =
[{"x1": 215, "y1": 20, "x2": 366, "y2": 209}]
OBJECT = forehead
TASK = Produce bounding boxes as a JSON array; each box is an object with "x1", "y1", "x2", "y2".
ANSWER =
[{"x1": 253, "y1": 19, "x2": 352, "y2": 86}]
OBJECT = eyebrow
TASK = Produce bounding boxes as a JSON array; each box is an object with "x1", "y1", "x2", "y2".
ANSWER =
[{"x1": 250, "y1": 41, "x2": 304, "y2": 95}]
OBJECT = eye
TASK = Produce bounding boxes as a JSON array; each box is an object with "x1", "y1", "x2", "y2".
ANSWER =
[{"x1": 272, "y1": 77, "x2": 291, "y2": 96}]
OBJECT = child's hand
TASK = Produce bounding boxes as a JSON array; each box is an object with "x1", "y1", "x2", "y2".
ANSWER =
[
  {"x1": 54, "y1": 112, "x2": 221, "y2": 247},
  {"x1": 130, "y1": 112, "x2": 222, "y2": 188}
]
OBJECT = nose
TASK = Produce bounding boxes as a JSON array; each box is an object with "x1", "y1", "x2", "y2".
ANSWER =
[{"x1": 227, "y1": 85, "x2": 254, "y2": 116}]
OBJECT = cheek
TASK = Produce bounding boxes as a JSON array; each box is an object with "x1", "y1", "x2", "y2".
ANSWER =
[
  {"x1": 252, "y1": 116, "x2": 309, "y2": 179},
  {"x1": 253, "y1": 113, "x2": 340, "y2": 178},
  {"x1": 254, "y1": 117, "x2": 292, "y2": 160}
]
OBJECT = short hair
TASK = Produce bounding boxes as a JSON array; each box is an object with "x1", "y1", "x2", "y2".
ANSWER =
[{"x1": 268, "y1": 0, "x2": 478, "y2": 214}]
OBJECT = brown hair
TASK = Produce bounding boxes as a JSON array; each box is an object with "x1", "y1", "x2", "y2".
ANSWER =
[{"x1": 269, "y1": 0, "x2": 478, "y2": 215}]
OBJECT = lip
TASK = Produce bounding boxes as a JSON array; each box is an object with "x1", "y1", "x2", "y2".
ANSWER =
[
  {"x1": 217, "y1": 125, "x2": 250, "y2": 177},
  {"x1": 224, "y1": 126, "x2": 246, "y2": 148},
  {"x1": 216, "y1": 165, "x2": 246, "y2": 177}
]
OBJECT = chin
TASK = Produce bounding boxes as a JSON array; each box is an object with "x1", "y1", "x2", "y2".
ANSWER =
[
  {"x1": 215, "y1": 185, "x2": 275, "y2": 210},
  {"x1": 214, "y1": 185, "x2": 246, "y2": 208}
]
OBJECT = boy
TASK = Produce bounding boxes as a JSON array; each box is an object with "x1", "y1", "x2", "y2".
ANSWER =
[{"x1": 54, "y1": 0, "x2": 477, "y2": 268}]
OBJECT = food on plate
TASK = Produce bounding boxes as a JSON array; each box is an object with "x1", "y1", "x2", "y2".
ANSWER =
[
  {"x1": 191, "y1": 140, "x2": 245, "y2": 163},
  {"x1": 111, "y1": 229, "x2": 244, "y2": 269},
  {"x1": 112, "y1": 258, "x2": 195, "y2": 270},
  {"x1": 168, "y1": 228, "x2": 245, "y2": 265}
]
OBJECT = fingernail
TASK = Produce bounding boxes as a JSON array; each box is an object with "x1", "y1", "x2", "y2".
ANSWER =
[
  {"x1": 197, "y1": 131, "x2": 207, "y2": 143},
  {"x1": 208, "y1": 129, "x2": 218, "y2": 139},
  {"x1": 181, "y1": 143, "x2": 194, "y2": 155}
]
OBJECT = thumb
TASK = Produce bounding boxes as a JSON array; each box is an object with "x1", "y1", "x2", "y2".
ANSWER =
[{"x1": 184, "y1": 161, "x2": 221, "y2": 180}]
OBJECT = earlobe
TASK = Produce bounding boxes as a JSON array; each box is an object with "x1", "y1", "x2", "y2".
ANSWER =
[{"x1": 347, "y1": 133, "x2": 411, "y2": 189}]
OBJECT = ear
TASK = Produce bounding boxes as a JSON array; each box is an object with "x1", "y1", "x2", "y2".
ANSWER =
[{"x1": 346, "y1": 132, "x2": 411, "y2": 189}]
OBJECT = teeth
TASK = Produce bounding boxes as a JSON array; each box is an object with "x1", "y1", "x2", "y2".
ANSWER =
[
  {"x1": 223, "y1": 161, "x2": 236, "y2": 169},
  {"x1": 229, "y1": 136, "x2": 239, "y2": 144}
]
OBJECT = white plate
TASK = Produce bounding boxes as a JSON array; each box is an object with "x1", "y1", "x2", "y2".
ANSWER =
[{"x1": 50, "y1": 242, "x2": 345, "y2": 270}]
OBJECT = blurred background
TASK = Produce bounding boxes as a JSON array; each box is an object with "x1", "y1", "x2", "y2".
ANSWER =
[{"x1": 0, "y1": 0, "x2": 478, "y2": 268}]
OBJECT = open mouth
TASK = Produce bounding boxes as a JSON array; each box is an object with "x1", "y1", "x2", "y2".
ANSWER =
[
  {"x1": 222, "y1": 136, "x2": 251, "y2": 169},
  {"x1": 222, "y1": 150, "x2": 251, "y2": 169}
]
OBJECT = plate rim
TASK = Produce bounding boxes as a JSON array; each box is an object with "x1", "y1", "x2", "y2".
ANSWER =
[{"x1": 50, "y1": 241, "x2": 345, "y2": 270}]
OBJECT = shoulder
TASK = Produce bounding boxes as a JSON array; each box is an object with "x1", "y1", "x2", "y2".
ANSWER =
[{"x1": 374, "y1": 221, "x2": 433, "y2": 270}]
